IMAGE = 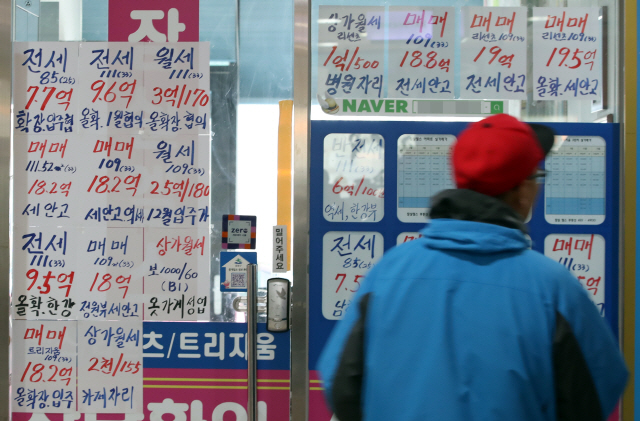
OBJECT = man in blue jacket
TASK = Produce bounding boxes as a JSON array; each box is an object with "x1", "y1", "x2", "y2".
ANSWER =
[{"x1": 318, "y1": 114, "x2": 628, "y2": 421}]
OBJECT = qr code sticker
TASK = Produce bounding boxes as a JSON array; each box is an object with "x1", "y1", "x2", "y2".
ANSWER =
[{"x1": 231, "y1": 272, "x2": 246, "y2": 288}]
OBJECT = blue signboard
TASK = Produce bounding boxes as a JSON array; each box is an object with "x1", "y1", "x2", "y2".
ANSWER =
[
  {"x1": 143, "y1": 321, "x2": 290, "y2": 370},
  {"x1": 309, "y1": 120, "x2": 620, "y2": 370}
]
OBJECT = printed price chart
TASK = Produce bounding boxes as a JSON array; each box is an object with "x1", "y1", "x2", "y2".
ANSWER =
[
  {"x1": 544, "y1": 136, "x2": 605, "y2": 224},
  {"x1": 397, "y1": 134, "x2": 455, "y2": 222}
]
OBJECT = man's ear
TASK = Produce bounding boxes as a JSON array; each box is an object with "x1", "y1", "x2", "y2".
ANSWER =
[{"x1": 499, "y1": 180, "x2": 534, "y2": 220}]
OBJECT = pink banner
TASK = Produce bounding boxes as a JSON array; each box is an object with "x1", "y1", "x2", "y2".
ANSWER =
[
  {"x1": 309, "y1": 370, "x2": 333, "y2": 421},
  {"x1": 109, "y1": 0, "x2": 199, "y2": 42}
]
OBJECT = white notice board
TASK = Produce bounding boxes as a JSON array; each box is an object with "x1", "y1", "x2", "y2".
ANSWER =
[
  {"x1": 388, "y1": 7, "x2": 455, "y2": 99},
  {"x1": 322, "y1": 231, "x2": 384, "y2": 320},
  {"x1": 544, "y1": 234, "x2": 605, "y2": 315},
  {"x1": 318, "y1": 6, "x2": 385, "y2": 100},
  {"x1": 323, "y1": 133, "x2": 385, "y2": 222},
  {"x1": 460, "y1": 7, "x2": 527, "y2": 100},
  {"x1": 533, "y1": 8, "x2": 602, "y2": 100}
]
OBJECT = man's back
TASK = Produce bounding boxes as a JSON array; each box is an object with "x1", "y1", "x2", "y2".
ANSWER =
[
  {"x1": 319, "y1": 116, "x2": 627, "y2": 421},
  {"x1": 319, "y1": 216, "x2": 627, "y2": 421}
]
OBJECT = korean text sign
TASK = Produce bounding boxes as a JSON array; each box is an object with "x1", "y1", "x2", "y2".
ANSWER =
[
  {"x1": 388, "y1": 7, "x2": 455, "y2": 99},
  {"x1": 322, "y1": 231, "x2": 383, "y2": 320},
  {"x1": 12, "y1": 40, "x2": 212, "y2": 418},
  {"x1": 460, "y1": 7, "x2": 527, "y2": 99},
  {"x1": 545, "y1": 234, "x2": 605, "y2": 315},
  {"x1": 13, "y1": 42, "x2": 211, "y2": 324},
  {"x1": 318, "y1": 6, "x2": 385, "y2": 100},
  {"x1": 109, "y1": 0, "x2": 200, "y2": 42},
  {"x1": 323, "y1": 133, "x2": 385, "y2": 223},
  {"x1": 533, "y1": 7, "x2": 602, "y2": 100}
]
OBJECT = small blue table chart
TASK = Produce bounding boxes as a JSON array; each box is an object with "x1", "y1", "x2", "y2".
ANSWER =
[
  {"x1": 397, "y1": 134, "x2": 456, "y2": 222},
  {"x1": 544, "y1": 136, "x2": 605, "y2": 225}
]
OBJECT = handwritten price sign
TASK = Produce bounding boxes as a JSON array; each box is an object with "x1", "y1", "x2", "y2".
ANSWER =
[
  {"x1": 322, "y1": 232, "x2": 383, "y2": 320},
  {"x1": 77, "y1": 227, "x2": 143, "y2": 320},
  {"x1": 318, "y1": 6, "x2": 385, "y2": 99},
  {"x1": 143, "y1": 228, "x2": 210, "y2": 321},
  {"x1": 544, "y1": 234, "x2": 605, "y2": 315},
  {"x1": 533, "y1": 7, "x2": 601, "y2": 100},
  {"x1": 460, "y1": 7, "x2": 527, "y2": 99},
  {"x1": 11, "y1": 41, "x2": 212, "y2": 419},
  {"x1": 323, "y1": 133, "x2": 384, "y2": 222},
  {"x1": 145, "y1": 137, "x2": 210, "y2": 227},
  {"x1": 78, "y1": 320, "x2": 143, "y2": 412},
  {"x1": 12, "y1": 320, "x2": 76, "y2": 412},
  {"x1": 72, "y1": 134, "x2": 144, "y2": 222},
  {"x1": 77, "y1": 43, "x2": 144, "y2": 134},
  {"x1": 143, "y1": 43, "x2": 210, "y2": 134},
  {"x1": 14, "y1": 135, "x2": 78, "y2": 226},
  {"x1": 12, "y1": 227, "x2": 82, "y2": 320},
  {"x1": 14, "y1": 43, "x2": 79, "y2": 134},
  {"x1": 389, "y1": 7, "x2": 455, "y2": 99}
]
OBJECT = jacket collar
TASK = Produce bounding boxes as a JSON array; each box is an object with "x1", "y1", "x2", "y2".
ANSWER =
[{"x1": 430, "y1": 189, "x2": 528, "y2": 234}]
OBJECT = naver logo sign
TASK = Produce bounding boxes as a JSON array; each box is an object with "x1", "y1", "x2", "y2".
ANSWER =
[
  {"x1": 318, "y1": 93, "x2": 505, "y2": 116},
  {"x1": 342, "y1": 99, "x2": 410, "y2": 114}
]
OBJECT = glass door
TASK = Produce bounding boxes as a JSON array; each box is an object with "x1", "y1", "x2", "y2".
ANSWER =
[{"x1": 10, "y1": 1, "x2": 294, "y2": 420}]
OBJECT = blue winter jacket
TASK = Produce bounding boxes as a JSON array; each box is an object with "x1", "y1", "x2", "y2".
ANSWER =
[{"x1": 319, "y1": 190, "x2": 628, "y2": 421}]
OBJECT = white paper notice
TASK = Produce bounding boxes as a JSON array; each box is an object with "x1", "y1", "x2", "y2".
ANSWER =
[
  {"x1": 318, "y1": 6, "x2": 385, "y2": 101},
  {"x1": 143, "y1": 135, "x2": 211, "y2": 227},
  {"x1": 78, "y1": 320, "x2": 143, "y2": 412},
  {"x1": 544, "y1": 234, "x2": 605, "y2": 315},
  {"x1": 323, "y1": 133, "x2": 384, "y2": 222},
  {"x1": 11, "y1": 41, "x2": 213, "y2": 330},
  {"x1": 76, "y1": 227, "x2": 144, "y2": 320},
  {"x1": 13, "y1": 135, "x2": 80, "y2": 226},
  {"x1": 533, "y1": 8, "x2": 602, "y2": 100},
  {"x1": 14, "y1": 42, "x2": 80, "y2": 135},
  {"x1": 77, "y1": 43, "x2": 145, "y2": 134},
  {"x1": 388, "y1": 7, "x2": 455, "y2": 99},
  {"x1": 460, "y1": 7, "x2": 527, "y2": 99},
  {"x1": 77, "y1": 133, "x2": 145, "y2": 226},
  {"x1": 143, "y1": 43, "x2": 210, "y2": 135},
  {"x1": 143, "y1": 227, "x2": 210, "y2": 320},
  {"x1": 322, "y1": 231, "x2": 383, "y2": 320},
  {"x1": 12, "y1": 320, "x2": 77, "y2": 412},
  {"x1": 13, "y1": 227, "x2": 81, "y2": 320}
]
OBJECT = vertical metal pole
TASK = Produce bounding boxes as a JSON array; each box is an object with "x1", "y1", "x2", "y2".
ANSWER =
[
  {"x1": 247, "y1": 263, "x2": 258, "y2": 421},
  {"x1": 0, "y1": 1, "x2": 11, "y2": 420},
  {"x1": 291, "y1": 0, "x2": 311, "y2": 419}
]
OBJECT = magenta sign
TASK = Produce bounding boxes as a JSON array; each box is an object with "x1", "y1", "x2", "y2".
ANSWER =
[{"x1": 109, "y1": 0, "x2": 200, "y2": 42}]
